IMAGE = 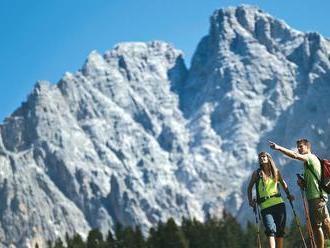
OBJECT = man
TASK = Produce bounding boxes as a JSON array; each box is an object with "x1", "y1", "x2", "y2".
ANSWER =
[{"x1": 269, "y1": 139, "x2": 330, "y2": 247}]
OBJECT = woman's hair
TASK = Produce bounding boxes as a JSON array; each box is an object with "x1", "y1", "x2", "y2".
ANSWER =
[{"x1": 258, "y1": 151, "x2": 279, "y2": 182}]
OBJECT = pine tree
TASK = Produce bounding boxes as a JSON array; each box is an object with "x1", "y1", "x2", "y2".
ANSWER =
[
  {"x1": 105, "y1": 230, "x2": 116, "y2": 248},
  {"x1": 68, "y1": 233, "x2": 86, "y2": 248},
  {"x1": 285, "y1": 220, "x2": 308, "y2": 248},
  {"x1": 53, "y1": 238, "x2": 65, "y2": 248},
  {"x1": 47, "y1": 240, "x2": 53, "y2": 248},
  {"x1": 161, "y1": 218, "x2": 188, "y2": 248},
  {"x1": 242, "y1": 221, "x2": 258, "y2": 248},
  {"x1": 181, "y1": 217, "x2": 206, "y2": 248},
  {"x1": 134, "y1": 226, "x2": 146, "y2": 248},
  {"x1": 218, "y1": 212, "x2": 243, "y2": 248},
  {"x1": 203, "y1": 216, "x2": 220, "y2": 248},
  {"x1": 87, "y1": 228, "x2": 104, "y2": 248},
  {"x1": 121, "y1": 226, "x2": 137, "y2": 248},
  {"x1": 115, "y1": 222, "x2": 125, "y2": 248},
  {"x1": 147, "y1": 226, "x2": 161, "y2": 248}
]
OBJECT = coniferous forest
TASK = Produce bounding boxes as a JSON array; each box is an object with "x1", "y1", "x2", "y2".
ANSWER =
[{"x1": 46, "y1": 211, "x2": 310, "y2": 248}]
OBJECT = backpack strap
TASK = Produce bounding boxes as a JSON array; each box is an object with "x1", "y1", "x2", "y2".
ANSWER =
[{"x1": 255, "y1": 169, "x2": 262, "y2": 204}]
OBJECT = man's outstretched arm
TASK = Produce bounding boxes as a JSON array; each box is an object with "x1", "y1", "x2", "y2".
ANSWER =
[{"x1": 269, "y1": 141, "x2": 306, "y2": 161}]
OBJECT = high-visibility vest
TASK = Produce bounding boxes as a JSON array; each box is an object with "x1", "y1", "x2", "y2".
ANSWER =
[{"x1": 256, "y1": 169, "x2": 284, "y2": 210}]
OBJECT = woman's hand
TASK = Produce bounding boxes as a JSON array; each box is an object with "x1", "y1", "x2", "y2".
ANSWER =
[
  {"x1": 249, "y1": 198, "x2": 256, "y2": 208},
  {"x1": 287, "y1": 194, "x2": 295, "y2": 201}
]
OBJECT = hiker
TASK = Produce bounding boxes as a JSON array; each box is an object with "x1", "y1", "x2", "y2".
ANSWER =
[
  {"x1": 247, "y1": 151, "x2": 294, "y2": 248},
  {"x1": 270, "y1": 139, "x2": 330, "y2": 248}
]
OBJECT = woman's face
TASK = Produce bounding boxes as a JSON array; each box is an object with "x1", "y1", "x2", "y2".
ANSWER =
[{"x1": 259, "y1": 154, "x2": 269, "y2": 165}]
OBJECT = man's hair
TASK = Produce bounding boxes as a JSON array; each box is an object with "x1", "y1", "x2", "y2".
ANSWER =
[{"x1": 296, "y1": 139, "x2": 311, "y2": 149}]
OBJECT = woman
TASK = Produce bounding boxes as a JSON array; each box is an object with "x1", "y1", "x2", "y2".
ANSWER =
[{"x1": 247, "y1": 152, "x2": 294, "y2": 248}]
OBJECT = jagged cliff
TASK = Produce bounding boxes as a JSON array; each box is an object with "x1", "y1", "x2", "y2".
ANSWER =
[{"x1": 0, "y1": 5, "x2": 330, "y2": 247}]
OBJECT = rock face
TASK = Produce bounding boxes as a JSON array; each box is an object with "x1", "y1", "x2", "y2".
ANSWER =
[{"x1": 1, "y1": 5, "x2": 330, "y2": 247}]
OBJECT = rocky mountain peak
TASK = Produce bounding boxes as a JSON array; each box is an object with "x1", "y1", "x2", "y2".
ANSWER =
[
  {"x1": 209, "y1": 5, "x2": 298, "y2": 43},
  {"x1": 1, "y1": 5, "x2": 330, "y2": 247}
]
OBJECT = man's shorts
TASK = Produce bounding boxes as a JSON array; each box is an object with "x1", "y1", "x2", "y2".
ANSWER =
[
  {"x1": 308, "y1": 198, "x2": 330, "y2": 228},
  {"x1": 261, "y1": 202, "x2": 286, "y2": 237}
]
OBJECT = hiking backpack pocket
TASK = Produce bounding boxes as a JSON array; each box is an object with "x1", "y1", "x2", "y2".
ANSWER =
[{"x1": 320, "y1": 158, "x2": 330, "y2": 193}]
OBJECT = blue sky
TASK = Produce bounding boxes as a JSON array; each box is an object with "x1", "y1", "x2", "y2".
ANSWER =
[{"x1": 0, "y1": 0, "x2": 329, "y2": 122}]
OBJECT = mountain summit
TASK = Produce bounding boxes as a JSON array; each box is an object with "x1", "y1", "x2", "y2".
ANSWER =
[{"x1": 1, "y1": 5, "x2": 330, "y2": 247}]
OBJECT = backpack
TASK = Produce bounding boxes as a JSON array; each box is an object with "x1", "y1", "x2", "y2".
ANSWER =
[{"x1": 306, "y1": 156, "x2": 330, "y2": 195}]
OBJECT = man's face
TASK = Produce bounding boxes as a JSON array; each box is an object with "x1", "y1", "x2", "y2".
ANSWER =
[
  {"x1": 297, "y1": 143, "x2": 309, "y2": 154},
  {"x1": 259, "y1": 154, "x2": 268, "y2": 164}
]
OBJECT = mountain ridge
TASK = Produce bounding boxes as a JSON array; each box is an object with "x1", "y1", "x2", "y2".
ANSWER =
[{"x1": 0, "y1": 5, "x2": 330, "y2": 247}]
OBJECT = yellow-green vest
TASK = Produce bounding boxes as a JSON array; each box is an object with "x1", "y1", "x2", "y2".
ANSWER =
[{"x1": 256, "y1": 169, "x2": 284, "y2": 210}]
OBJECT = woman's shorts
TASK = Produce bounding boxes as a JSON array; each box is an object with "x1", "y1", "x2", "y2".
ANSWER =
[{"x1": 261, "y1": 202, "x2": 286, "y2": 237}]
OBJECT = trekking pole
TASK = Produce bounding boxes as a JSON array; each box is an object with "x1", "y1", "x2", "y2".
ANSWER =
[
  {"x1": 287, "y1": 193, "x2": 307, "y2": 248},
  {"x1": 297, "y1": 174, "x2": 317, "y2": 248},
  {"x1": 301, "y1": 190, "x2": 317, "y2": 248},
  {"x1": 257, "y1": 206, "x2": 263, "y2": 248},
  {"x1": 253, "y1": 205, "x2": 262, "y2": 248}
]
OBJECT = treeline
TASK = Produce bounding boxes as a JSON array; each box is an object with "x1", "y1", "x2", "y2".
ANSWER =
[{"x1": 47, "y1": 212, "x2": 307, "y2": 248}]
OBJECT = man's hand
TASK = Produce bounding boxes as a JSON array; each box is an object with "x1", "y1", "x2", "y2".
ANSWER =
[
  {"x1": 249, "y1": 198, "x2": 256, "y2": 208},
  {"x1": 297, "y1": 176, "x2": 305, "y2": 189},
  {"x1": 269, "y1": 140, "x2": 279, "y2": 150}
]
